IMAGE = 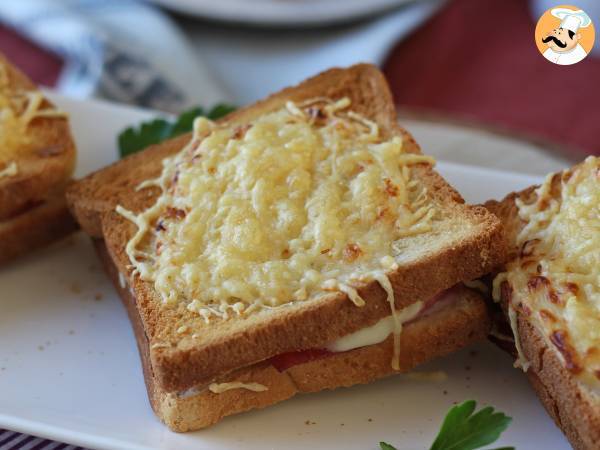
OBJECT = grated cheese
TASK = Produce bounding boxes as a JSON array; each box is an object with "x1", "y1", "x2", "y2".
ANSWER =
[
  {"x1": 493, "y1": 156, "x2": 599, "y2": 390},
  {"x1": 374, "y1": 272, "x2": 403, "y2": 370},
  {"x1": 118, "y1": 98, "x2": 438, "y2": 330}
]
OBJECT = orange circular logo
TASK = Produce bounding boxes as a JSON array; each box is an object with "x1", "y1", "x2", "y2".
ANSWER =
[{"x1": 535, "y1": 4, "x2": 595, "y2": 65}]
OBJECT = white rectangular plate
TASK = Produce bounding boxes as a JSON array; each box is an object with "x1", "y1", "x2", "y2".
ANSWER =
[{"x1": 0, "y1": 95, "x2": 570, "y2": 450}]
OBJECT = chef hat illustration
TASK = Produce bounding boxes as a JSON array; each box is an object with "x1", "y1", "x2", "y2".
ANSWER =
[{"x1": 551, "y1": 8, "x2": 592, "y2": 33}]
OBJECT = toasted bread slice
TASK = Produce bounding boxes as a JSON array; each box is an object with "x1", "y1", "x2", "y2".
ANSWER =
[
  {"x1": 0, "y1": 191, "x2": 78, "y2": 265},
  {"x1": 0, "y1": 54, "x2": 77, "y2": 263},
  {"x1": 0, "y1": 53, "x2": 76, "y2": 220},
  {"x1": 486, "y1": 157, "x2": 600, "y2": 450},
  {"x1": 67, "y1": 64, "x2": 506, "y2": 395},
  {"x1": 95, "y1": 239, "x2": 489, "y2": 431}
]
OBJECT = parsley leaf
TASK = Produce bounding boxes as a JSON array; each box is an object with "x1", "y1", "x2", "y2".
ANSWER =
[
  {"x1": 429, "y1": 400, "x2": 513, "y2": 450},
  {"x1": 379, "y1": 400, "x2": 514, "y2": 450},
  {"x1": 118, "y1": 103, "x2": 236, "y2": 158}
]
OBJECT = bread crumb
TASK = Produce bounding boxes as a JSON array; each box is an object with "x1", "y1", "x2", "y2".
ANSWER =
[
  {"x1": 443, "y1": 390, "x2": 448, "y2": 395},
  {"x1": 69, "y1": 282, "x2": 82, "y2": 294},
  {"x1": 367, "y1": 418, "x2": 373, "y2": 422},
  {"x1": 304, "y1": 420, "x2": 310, "y2": 425},
  {"x1": 94, "y1": 293, "x2": 103, "y2": 301}
]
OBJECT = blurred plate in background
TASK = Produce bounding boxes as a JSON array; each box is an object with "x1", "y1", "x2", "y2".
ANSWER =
[{"x1": 147, "y1": 0, "x2": 419, "y2": 26}]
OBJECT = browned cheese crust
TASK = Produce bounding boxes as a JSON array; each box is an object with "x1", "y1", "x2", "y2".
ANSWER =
[
  {"x1": 95, "y1": 239, "x2": 489, "y2": 432},
  {"x1": 67, "y1": 64, "x2": 506, "y2": 393},
  {"x1": 486, "y1": 178, "x2": 600, "y2": 450}
]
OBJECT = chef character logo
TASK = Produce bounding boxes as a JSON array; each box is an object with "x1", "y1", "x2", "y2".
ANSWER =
[{"x1": 535, "y1": 5, "x2": 595, "y2": 65}]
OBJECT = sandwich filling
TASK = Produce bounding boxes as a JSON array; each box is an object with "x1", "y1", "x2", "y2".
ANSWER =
[
  {"x1": 118, "y1": 97, "x2": 438, "y2": 369},
  {"x1": 0, "y1": 62, "x2": 67, "y2": 179},
  {"x1": 493, "y1": 156, "x2": 600, "y2": 391},
  {"x1": 174, "y1": 286, "x2": 460, "y2": 398},
  {"x1": 176, "y1": 286, "x2": 460, "y2": 398},
  {"x1": 208, "y1": 382, "x2": 268, "y2": 394}
]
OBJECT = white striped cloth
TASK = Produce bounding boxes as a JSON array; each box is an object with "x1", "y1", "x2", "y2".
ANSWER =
[
  {"x1": 0, "y1": 0, "x2": 228, "y2": 112},
  {"x1": 0, "y1": 430, "x2": 90, "y2": 450}
]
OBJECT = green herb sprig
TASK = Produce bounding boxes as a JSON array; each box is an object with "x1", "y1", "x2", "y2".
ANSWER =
[
  {"x1": 117, "y1": 104, "x2": 236, "y2": 158},
  {"x1": 380, "y1": 400, "x2": 514, "y2": 450}
]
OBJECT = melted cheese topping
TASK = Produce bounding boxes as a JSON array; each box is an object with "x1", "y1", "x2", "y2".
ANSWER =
[
  {"x1": 493, "y1": 156, "x2": 600, "y2": 390},
  {"x1": 120, "y1": 97, "x2": 436, "y2": 320},
  {"x1": 0, "y1": 63, "x2": 67, "y2": 178},
  {"x1": 208, "y1": 382, "x2": 268, "y2": 394}
]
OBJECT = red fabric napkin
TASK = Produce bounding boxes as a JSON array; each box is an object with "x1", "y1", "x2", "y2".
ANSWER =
[
  {"x1": 0, "y1": 24, "x2": 62, "y2": 87},
  {"x1": 383, "y1": 0, "x2": 600, "y2": 157}
]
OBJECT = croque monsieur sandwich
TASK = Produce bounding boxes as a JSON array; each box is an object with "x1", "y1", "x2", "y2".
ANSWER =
[
  {"x1": 67, "y1": 65, "x2": 506, "y2": 431},
  {"x1": 487, "y1": 156, "x2": 599, "y2": 450},
  {"x1": 0, "y1": 53, "x2": 77, "y2": 264}
]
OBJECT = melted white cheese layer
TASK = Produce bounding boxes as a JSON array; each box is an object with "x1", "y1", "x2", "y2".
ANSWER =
[
  {"x1": 208, "y1": 382, "x2": 268, "y2": 394},
  {"x1": 326, "y1": 301, "x2": 423, "y2": 353}
]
